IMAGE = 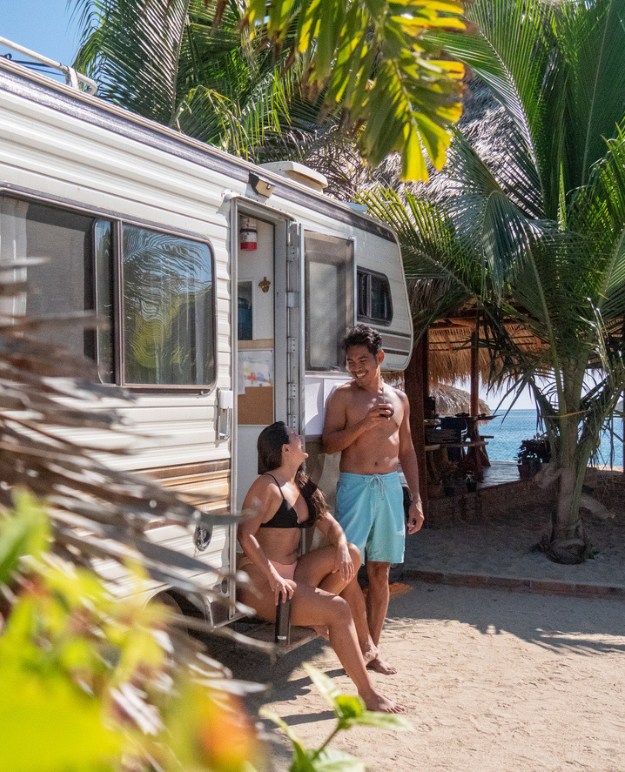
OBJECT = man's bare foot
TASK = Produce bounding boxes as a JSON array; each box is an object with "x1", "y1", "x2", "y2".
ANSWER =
[
  {"x1": 361, "y1": 646, "x2": 378, "y2": 665},
  {"x1": 362, "y1": 690, "x2": 405, "y2": 713},
  {"x1": 366, "y1": 656, "x2": 398, "y2": 675}
]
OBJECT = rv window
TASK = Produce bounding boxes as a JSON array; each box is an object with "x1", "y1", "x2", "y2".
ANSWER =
[
  {"x1": 237, "y1": 282, "x2": 253, "y2": 341},
  {"x1": 122, "y1": 225, "x2": 215, "y2": 386},
  {"x1": 305, "y1": 233, "x2": 354, "y2": 370},
  {"x1": 0, "y1": 197, "x2": 215, "y2": 388},
  {"x1": 0, "y1": 196, "x2": 109, "y2": 365},
  {"x1": 122, "y1": 226, "x2": 215, "y2": 386},
  {"x1": 357, "y1": 268, "x2": 393, "y2": 325}
]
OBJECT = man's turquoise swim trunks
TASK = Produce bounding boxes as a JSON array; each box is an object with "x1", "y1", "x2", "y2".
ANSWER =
[{"x1": 335, "y1": 471, "x2": 405, "y2": 564}]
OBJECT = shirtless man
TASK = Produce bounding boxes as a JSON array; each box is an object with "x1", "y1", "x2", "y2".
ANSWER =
[{"x1": 322, "y1": 324, "x2": 424, "y2": 674}]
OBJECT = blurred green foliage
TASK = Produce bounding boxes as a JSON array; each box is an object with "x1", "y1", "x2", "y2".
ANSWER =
[
  {"x1": 261, "y1": 664, "x2": 412, "y2": 772},
  {"x1": 0, "y1": 492, "x2": 410, "y2": 772},
  {"x1": 0, "y1": 490, "x2": 264, "y2": 772}
]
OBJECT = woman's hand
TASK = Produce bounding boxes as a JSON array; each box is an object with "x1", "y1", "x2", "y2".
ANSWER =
[
  {"x1": 268, "y1": 570, "x2": 295, "y2": 606},
  {"x1": 333, "y1": 542, "x2": 355, "y2": 583}
]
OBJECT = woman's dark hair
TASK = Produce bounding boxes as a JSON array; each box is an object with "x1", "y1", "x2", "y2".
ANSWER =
[
  {"x1": 257, "y1": 421, "x2": 290, "y2": 475},
  {"x1": 256, "y1": 421, "x2": 326, "y2": 522},
  {"x1": 342, "y1": 324, "x2": 382, "y2": 357}
]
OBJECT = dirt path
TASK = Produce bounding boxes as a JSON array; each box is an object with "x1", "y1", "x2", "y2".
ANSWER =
[{"x1": 223, "y1": 583, "x2": 625, "y2": 772}]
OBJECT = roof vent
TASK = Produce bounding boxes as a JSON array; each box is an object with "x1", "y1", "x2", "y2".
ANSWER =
[{"x1": 260, "y1": 161, "x2": 328, "y2": 192}]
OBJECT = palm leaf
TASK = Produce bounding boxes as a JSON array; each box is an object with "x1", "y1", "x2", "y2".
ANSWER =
[
  {"x1": 244, "y1": 0, "x2": 465, "y2": 179},
  {"x1": 556, "y1": 0, "x2": 625, "y2": 185},
  {"x1": 73, "y1": 0, "x2": 193, "y2": 125},
  {"x1": 72, "y1": 0, "x2": 313, "y2": 155}
]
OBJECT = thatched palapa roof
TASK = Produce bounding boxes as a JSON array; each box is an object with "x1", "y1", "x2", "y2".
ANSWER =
[
  {"x1": 430, "y1": 384, "x2": 490, "y2": 416},
  {"x1": 426, "y1": 312, "x2": 546, "y2": 385}
]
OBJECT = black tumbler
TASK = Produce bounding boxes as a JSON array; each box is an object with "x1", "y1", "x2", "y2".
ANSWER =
[{"x1": 275, "y1": 591, "x2": 291, "y2": 645}]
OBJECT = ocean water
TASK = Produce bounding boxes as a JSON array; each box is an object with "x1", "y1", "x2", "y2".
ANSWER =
[{"x1": 485, "y1": 409, "x2": 624, "y2": 468}]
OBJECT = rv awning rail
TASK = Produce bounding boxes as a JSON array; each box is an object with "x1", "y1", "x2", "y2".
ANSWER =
[{"x1": 0, "y1": 37, "x2": 98, "y2": 95}]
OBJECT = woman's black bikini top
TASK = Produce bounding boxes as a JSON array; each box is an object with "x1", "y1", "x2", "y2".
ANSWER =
[{"x1": 259, "y1": 473, "x2": 315, "y2": 529}]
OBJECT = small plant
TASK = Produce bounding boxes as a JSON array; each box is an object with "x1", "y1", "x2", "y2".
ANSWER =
[
  {"x1": 516, "y1": 434, "x2": 551, "y2": 478},
  {"x1": 439, "y1": 461, "x2": 462, "y2": 483},
  {"x1": 438, "y1": 461, "x2": 463, "y2": 495},
  {"x1": 0, "y1": 491, "x2": 266, "y2": 772},
  {"x1": 261, "y1": 664, "x2": 412, "y2": 772},
  {"x1": 465, "y1": 472, "x2": 478, "y2": 493}
]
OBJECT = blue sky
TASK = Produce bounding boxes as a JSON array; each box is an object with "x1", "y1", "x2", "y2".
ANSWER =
[{"x1": 1, "y1": 0, "x2": 80, "y2": 65}]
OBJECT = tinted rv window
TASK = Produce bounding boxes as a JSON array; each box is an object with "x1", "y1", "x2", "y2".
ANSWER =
[
  {"x1": 122, "y1": 226, "x2": 215, "y2": 386},
  {"x1": 0, "y1": 196, "x2": 109, "y2": 365},
  {"x1": 357, "y1": 269, "x2": 393, "y2": 325},
  {"x1": 305, "y1": 233, "x2": 354, "y2": 370}
]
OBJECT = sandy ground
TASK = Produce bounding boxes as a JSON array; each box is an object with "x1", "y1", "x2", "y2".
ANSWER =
[
  {"x1": 221, "y1": 583, "x2": 625, "y2": 772},
  {"x1": 216, "y1": 480, "x2": 625, "y2": 771}
]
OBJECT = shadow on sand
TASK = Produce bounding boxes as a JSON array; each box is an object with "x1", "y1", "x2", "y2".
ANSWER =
[
  {"x1": 387, "y1": 581, "x2": 625, "y2": 655},
  {"x1": 199, "y1": 580, "x2": 625, "y2": 768}
]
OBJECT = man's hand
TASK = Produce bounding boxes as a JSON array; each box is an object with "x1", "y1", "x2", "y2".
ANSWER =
[
  {"x1": 407, "y1": 500, "x2": 424, "y2": 534},
  {"x1": 361, "y1": 403, "x2": 394, "y2": 430}
]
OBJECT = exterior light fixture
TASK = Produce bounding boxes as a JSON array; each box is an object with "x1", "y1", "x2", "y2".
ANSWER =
[{"x1": 249, "y1": 172, "x2": 275, "y2": 198}]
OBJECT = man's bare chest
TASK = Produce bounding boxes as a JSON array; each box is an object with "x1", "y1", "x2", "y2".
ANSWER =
[{"x1": 346, "y1": 391, "x2": 403, "y2": 431}]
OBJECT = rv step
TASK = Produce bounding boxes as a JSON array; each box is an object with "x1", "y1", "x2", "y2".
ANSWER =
[{"x1": 236, "y1": 619, "x2": 318, "y2": 655}]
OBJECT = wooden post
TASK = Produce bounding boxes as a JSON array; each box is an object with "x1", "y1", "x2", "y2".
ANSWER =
[
  {"x1": 422, "y1": 328, "x2": 429, "y2": 401},
  {"x1": 470, "y1": 316, "x2": 480, "y2": 417},
  {"x1": 405, "y1": 335, "x2": 428, "y2": 515}
]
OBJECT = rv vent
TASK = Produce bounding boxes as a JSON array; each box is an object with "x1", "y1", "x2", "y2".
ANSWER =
[{"x1": 260, "y1": 161, "x2": 328, "y2": 192}]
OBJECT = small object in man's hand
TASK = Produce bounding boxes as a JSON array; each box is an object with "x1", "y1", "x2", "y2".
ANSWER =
[{"x1": 379, "y1": 388, "x2": 393, "y2": 419}]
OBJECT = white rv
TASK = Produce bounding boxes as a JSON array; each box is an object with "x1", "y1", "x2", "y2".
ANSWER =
[{"x1": 0, "y1": 44, "x2": 413, "y2": 628}]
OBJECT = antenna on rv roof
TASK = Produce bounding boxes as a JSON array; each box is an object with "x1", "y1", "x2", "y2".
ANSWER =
[{"x1": 0, "y1": 37, "x2": 98, "y2": 95}]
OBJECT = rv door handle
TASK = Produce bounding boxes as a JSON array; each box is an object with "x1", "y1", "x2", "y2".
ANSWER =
[{"x1": 217, "y1": 388, "x2": 234, "y2": 441}]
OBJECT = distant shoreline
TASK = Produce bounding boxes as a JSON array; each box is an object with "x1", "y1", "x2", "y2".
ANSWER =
[{"x1": 494, "y1": 460, "x2": 624, "y2": 473}]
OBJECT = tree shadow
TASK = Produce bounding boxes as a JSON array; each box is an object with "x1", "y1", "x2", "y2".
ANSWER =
[
  {"x1": 386, "y1": 581, "x2": 625, "y2": 655},
  {"x1": 214, "y1": 635, "x2": 338, "y2": 707}
]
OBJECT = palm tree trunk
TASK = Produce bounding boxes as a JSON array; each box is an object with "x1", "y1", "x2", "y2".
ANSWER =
[
  {"x1": 553, "y1": 464, "x2": 582, "y2": 541},
  {"x1": 552, "y1": 376, "x2": 585, "y2": 543}
]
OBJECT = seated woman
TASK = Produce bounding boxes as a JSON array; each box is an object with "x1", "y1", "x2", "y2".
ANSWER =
[{"x1": 238, "y1": 421, "x2": 403, "y2": 714}]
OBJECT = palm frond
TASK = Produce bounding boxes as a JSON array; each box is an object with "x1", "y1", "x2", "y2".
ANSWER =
[
  {"x1": 556, "y1": 0, "x2": 625, "y2": 186},
  {"x1": 72, "y1": 0, "x2": 314, "y2": 156},
  {"x1": 73, "y1": 0, "x2": 193, "y2": 125}
]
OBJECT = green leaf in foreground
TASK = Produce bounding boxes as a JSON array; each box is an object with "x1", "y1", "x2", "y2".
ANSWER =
[
  {"x1": 299, "y1": 747, "x2": 366, "y2": 772},
  {"x1": 0, "y1": 673, "x2": 122, "y2": 772},
  {"x1": 0, "y1": 489, "x2": 49, "y2": 584},
  {"x1": 263, "y1": 665, "x2": 412, "y2": 771}
]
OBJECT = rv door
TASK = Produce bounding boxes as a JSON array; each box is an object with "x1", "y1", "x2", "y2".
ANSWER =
[
  {"x1": 286, "y1": 222, "x2": 304, "y2": 437},
  {"x1": 232, "y1": 206, "x2": 302, "y2": 510}
]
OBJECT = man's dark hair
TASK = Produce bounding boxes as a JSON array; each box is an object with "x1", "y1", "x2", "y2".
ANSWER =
[{"x1": 342, "y1": 324, "x2": 382, "y2": 357}]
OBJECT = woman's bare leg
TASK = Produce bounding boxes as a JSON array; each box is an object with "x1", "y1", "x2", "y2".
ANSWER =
[
  {"x1": 290, "y1": 585, "x2": 404, "y2": 713},
  {"x1": 295, "y1": 545, "x2": 378, "y2": 663},
  {"x1": 240, "y1": 563, "x2": 403, "y2": 713}
]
